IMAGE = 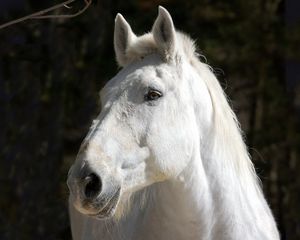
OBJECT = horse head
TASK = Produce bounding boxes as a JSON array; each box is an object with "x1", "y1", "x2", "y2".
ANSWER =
[{"x1": 67, "y1": 6, "x2": 212, "y2": 219}]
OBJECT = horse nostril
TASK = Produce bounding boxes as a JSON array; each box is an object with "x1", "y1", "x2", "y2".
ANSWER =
[{"x1": 84, "y1": 173, "x2": 102, "y2": 199}]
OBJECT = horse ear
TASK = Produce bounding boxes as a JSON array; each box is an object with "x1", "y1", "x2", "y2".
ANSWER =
[
  {"x1": 114, "y1": 14, "x2": 136, "y2": 67},
  {"x1": 152, "y1": 6, "x2": 177, "y2": 61}
]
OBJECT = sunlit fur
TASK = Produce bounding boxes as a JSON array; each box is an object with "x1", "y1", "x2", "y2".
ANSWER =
[{"x1": 69, "y1": 6, "x2": 280, "y2": 240}]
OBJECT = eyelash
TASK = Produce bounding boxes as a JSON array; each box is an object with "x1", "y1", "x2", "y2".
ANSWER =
[{"x1": 144, "y1": 89, "x2": 163, "y2": 101}]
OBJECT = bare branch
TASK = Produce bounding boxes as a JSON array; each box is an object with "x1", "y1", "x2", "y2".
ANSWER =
[
  {"x1": 0, "y1": 0, "x2": 92, "y2": 30},
  {"x1": 31, "y1": 0, "x2": 92, "y2": 19}
]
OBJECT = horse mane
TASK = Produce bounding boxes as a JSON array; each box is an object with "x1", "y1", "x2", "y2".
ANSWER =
[
  {"x1": 125, "y1": 31, "x2": 259, "y2": 187},
  {"x1": 187, "y1": 43, "x2": 260, "y2": 186}
]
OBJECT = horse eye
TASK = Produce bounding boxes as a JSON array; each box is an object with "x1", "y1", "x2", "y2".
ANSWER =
[{"x1": 144, "y1": 89, "x2": 162, "y2": 101}]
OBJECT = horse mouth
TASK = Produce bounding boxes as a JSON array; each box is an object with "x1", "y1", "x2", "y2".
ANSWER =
[{"x1": 88, "y1": 188, "x2": 121, "y2": 219}]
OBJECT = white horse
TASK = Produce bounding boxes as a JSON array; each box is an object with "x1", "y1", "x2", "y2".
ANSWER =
[{"x1": 67, "y1": 6, "x2": 280, "y2": 240}]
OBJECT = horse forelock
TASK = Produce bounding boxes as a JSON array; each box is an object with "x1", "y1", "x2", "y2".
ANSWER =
[{"x1": 125, "y1": 31, "x2": 198, "y2": 65}]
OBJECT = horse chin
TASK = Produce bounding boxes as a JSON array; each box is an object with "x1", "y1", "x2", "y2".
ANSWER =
[
  {"x1": 89, "y1": 202, "x2": 118, "y2": 220},
  {"x1": 73, "y1": 188, "x2": 121, "y2": 220},
  {"x1": 94, "y1": 188, "x2": 121, "y2": 219}
]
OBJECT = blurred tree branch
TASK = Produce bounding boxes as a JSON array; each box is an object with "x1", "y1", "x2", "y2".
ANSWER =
[{"x1": 0, "y1": 0, "x2": 92, "y2": 30}]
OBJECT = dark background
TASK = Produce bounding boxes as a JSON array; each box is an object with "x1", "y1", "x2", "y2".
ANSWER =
[{"x1": 0, "y1": 0, "x2": 299, "y2": 239}]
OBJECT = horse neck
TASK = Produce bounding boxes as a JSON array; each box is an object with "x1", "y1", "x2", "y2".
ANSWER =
[
  {"x1": 186, "y1": 64, "x2": 279, "y2": 239},
  {"x1": 145, "y1": 119, "x2": 279, "y2": 240},
  {"x1": 134, "y1": 156, "x2": 213, "y2": 240},
  {"x1": 200, "y1": 128, "x2": 279, "y2": 239}
]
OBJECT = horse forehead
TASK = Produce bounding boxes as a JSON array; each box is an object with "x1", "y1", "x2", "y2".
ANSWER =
[
  {"x1": 122, "y1": 54, "x2": 176, "y2": 81},
  {"x1": 131, "y1": 66, "x2": 169, "y2": 81},
  {"x1": 132, "y1": 67, "x2": 180, "y2": 93},
  {"x1": 101, "y1": 57, "x2": 178, "y2": 101}
]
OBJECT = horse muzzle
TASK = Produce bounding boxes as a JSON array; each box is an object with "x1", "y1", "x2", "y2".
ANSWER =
[{"x1": 67, "y1": 164, "x2": 121, "y2": 219}]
